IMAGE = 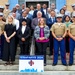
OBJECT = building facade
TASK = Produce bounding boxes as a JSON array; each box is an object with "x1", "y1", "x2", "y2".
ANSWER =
[{"x1": 0, "y1": 0, "x2": 75, "y2": 12}]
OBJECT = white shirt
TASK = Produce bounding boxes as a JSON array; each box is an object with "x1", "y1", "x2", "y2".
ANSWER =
[
  {"x1": 14, "y1": 19, "x2": 19, "y2": 30},
  {"x1": 22, "y1": 25, "x2": 26, "y2": 34},
  {"x1": 29, "y1": 10, "x2": 34, "y2": 15},
  {"x1": 43, "y1": 9, "x2": 46, "y2": 15},
  {"x1": 65, "y1": 10, "x2": 71, "y2": 16}
]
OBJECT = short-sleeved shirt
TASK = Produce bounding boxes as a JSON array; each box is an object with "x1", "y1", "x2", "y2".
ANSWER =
[
  {"x1": 68, "y1": 23, "x2": 75, "y2": 36},
  {"x1": 4, "y1": 24, "x2": 16, "y2": 37},
  {"x1": 51, "y1": 23, "x2": 67, "y2": 36},
  {"x1": 0, "y1": 21, "x2": 5, "y2": 35}
]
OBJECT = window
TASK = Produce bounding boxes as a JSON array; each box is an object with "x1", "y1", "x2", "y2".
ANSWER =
[
  {"x1": 18, "y1": 0, "x2": 56, "y2": 8},
  {"x1": 18, "y1": 0, "x2": 25, "y2": 5}
]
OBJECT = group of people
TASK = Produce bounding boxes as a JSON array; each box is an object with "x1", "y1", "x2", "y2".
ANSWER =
[{"x1": 0, "y1": 2, "x2": 75, "y2": 66}]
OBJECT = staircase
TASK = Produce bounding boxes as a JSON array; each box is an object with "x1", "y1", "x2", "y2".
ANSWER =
[{"x1": 0, "y1": 46, "x2": 75, "y2": 75}]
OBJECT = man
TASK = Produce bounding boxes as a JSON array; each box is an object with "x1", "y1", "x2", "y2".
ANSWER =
[
  {"x1": 0, "y1": 6, "x2": 4, "y2": 13},
  {"x1": 19, "y1": 10, "x2": 31, "y2": 28},
  {"x1": 33, "y1": 4, "x2": 46, "y2": 18},
  {"x1": 12, "y1": 13, "x2": 19, "y2": 55},
  {"x1": 46, "y1": 8, "x2": 51, "y2": 19},
  {"x1": 63, "y1": 5, "x2": 71, "y2": 17},
  {"x1": 47, "y1": 10, "x2": 57, "y2": 56},
  {"x1": 68, "y1": 13, "x2": 75, "y2": 66},
  {"x1": 0, "y1": 12, "x2": 5, "y2": 59},
  {"x1": 42, "y1": 4, "x2": 47, "y2": 16},
  {"x1": 3, "y1": 3, "x2": 11, "y2": 19},
  {"x1": 71, "y1": 4, "x2": 75, "y2": 17},
  {"x1": 51, "y1": 14, "x2": 67, "y2": 66},
  {"x1": 51, "y1": 3, "x2": 59, "y2": 15},
  {"x1": 31, "y1": 11, "x2": 43, "y2": 30}
]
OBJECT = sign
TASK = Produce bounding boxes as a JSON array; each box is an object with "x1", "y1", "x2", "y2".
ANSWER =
[{"x1": 19, "y1": 55, "x2": 44, "y2": 73}]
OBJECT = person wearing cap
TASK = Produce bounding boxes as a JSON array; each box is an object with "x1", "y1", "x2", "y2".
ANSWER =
[
  {"x1": 71, "y1": 4, "x2": 75, "y2": 18},
  {"x1": 51, "y1": 14, "x2": 67, "y2": 66},
  {"x1": 3, "y1": 3, "x2": 11, "y2": 19},
  {"x1": 0, "y1": 6, "x2": 4, "y2": 12},
  {"x1": 0, "y1": 12, "x2": 5, "y2": 59},
  {"x1": 68, "y1": 13, "x2": 75, "y2": 66},
  {"x1": 17, "y1": 19, "x2": 30, "y2": 55}
]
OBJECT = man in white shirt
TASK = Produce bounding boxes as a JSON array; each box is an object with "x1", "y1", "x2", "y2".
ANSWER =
[{"x1": 12, "y1": 12, "x2": 19, "y2": 53}]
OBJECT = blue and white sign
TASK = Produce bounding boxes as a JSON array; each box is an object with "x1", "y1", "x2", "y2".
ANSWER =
[{"x1": 19, "y1": 55, "x2": 44, "y2": 73}]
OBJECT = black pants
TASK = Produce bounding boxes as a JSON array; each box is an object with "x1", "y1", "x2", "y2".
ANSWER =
[
  {"x1": 36, "y1": 42, "x2": 48, "y2": 64},
  {"x1": 65, "y1": 36, "x2": 69, "y2": 53},
  {"x1": 49, "y1": 31, "x2": 53, "y2": 55},
  {"x1": 20, "y1": 44, "x2": 29, "y2": 55},
  {"x1": 0, "y1": 35, "x2": 4, "y2": 59}
]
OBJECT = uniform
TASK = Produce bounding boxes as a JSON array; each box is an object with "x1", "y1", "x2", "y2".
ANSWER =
[
  {"x1": 3, "y1": 3, "x2": 11, "y2": 19},
  {"x1": 0, "y1": 13, "x2": 5, "y2": 58},
  {"x1": 68, "y1": 23, "x2": 75, "y2": 65},
  {"x1": 51, "y1": 14, "x2": 67, "y2": 65},
  {"x1": 3, "y1": 9, "x2": 11, "y2": 19}
]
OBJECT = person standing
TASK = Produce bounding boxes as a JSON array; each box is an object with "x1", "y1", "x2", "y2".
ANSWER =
[
  {"x1": 3, "y1": 3, "x2": 11, "y2": 19},
  {"x1": 2, "y1": 15, "x2": 16, "y2": 65},
  {"x1": 46, "y1": 10, "x2": 57, "y2": 56},
  {"x1": 34, "y1": 18, "x2": 50, "y2": 66},
  {"x1": 33, "y1": 4, "x2": 46, "y2": 18},
  {"x1": 17, "y1": 19, "x2": 30, "y2": 55},
  {"x1": 68, "y1": 13, "x2": 75, "y2": 66},
  {"x1": 64, "y1": 15, "x2": 72, "y2": 56},
  {"x1": 0, "y1": 13, "x2": 5, "y2": 59},
  {"x1": 51, "y1": 14, "x2": 67, "y2": 66}
]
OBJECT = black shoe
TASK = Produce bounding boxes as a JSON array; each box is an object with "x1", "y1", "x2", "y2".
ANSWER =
[
  {"x1": 69, "y1": 64, "x2": 73, "y2": 66},
  {"x1": 52, "y1": 64, "x2": 57, "y2": 66},
  {"x1": 62, "y1": 64, "x2": 67, "y2": 66},
  {"x1": 44, "y1": 63, "x2": 46, "y2": 66}
]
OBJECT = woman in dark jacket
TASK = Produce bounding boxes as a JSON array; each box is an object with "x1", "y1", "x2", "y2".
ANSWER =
[{"x1": 17, "y1": 19, "x2": 30, "y2": 55}]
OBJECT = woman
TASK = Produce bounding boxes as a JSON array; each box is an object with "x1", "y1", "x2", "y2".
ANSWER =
[
  {"x1": 60, "y1": 8, "x2": 65, "y2": 22},
  {"x1": 34, "y1": 18, "x2": 50, "y2": 66},
  {"x1": 17, "y1": 19, "x2": 30, "y2": 55},
  {"x1": 2, "y1": 15, "x2": 16, "y2": 65},
  {"x1": 68, "y1": 14, "x2": 75, "y2": 66},
  {"x1": 64, "y1": 15, "x2": 72, "y2": 56}
]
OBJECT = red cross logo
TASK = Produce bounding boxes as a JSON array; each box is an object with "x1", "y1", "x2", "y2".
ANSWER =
[{"x1": 29, "y1": 60, "x2": 34, "y2": 66}]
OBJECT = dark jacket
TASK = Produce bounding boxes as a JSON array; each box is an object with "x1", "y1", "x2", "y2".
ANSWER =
[
  {"x1": 46, "y1": 17, "x2": 57, "y2": 29},
  {"x1": 17, "y1": 26, "x2": 30, "y2": 44},
  {"x1": 33, "y1": 9, "x2": 46, "y2": 18}
]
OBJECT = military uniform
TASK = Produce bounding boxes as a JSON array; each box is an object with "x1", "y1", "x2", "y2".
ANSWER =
[
  {"x1": 68, "y1": 23, "x2": 75, "y2": 65},
  {"x1": 0, "y1": 13, "x2": 5, "y2": 59},
  {"x1": 3, "y1": 9, "x2": 11, "y2": 19},
  {"x1": 3, "y1": 3, "x2": 11, "y2": 19},
  {"x1": 51, "y1": 14, "x2": 67, "y2": 65}
]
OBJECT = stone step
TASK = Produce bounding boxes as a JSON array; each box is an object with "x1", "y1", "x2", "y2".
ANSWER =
[
  {"x1": 0, "y1": 71, "x2": 75, "y2": 75},
  {"x1": 0, "y1": 59, "x2": 71, "y2": 65},
  {"x1": 0, "y1": 64, "x2": 75, "y2": 71},
  {"x1": 16, "y1": 47, "x2": 75, "y2": 55}
]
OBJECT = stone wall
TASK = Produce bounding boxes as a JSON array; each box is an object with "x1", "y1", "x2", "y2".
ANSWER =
[
  {"x1": 66, "y1": 0, "x2": 75, "y2": 12},
  {"x1": 0, "y1": 0, "x2": 8, "y2": 7}
]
